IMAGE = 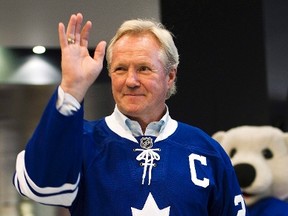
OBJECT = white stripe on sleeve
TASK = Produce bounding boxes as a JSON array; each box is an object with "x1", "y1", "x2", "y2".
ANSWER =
[{"x1": 14, "y1": 150, "x2": 80, "y2": 207}]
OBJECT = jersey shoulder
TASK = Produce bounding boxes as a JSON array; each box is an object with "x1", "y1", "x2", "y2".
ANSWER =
[{"x1": 170, "y1": 122, "x2": 231, "y2": 164}]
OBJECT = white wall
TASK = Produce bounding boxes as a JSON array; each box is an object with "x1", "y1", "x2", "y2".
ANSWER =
[{"x1": 0, "y1": 0, "x2": 160, "y2": 48}]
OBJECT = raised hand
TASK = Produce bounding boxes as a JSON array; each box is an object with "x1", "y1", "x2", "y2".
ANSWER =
[{"x1": 58, "y1": 13, "x2": 106, "y2": 102}]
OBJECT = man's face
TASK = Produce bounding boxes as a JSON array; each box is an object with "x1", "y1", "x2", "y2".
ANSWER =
[{"x1": 109, "y1": 33, "x2": 176, "y2": 123}]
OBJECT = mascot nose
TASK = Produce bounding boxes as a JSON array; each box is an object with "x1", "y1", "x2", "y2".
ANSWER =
[{"x1": 234, "y1": 163, "x2": 256, "y2": 188}]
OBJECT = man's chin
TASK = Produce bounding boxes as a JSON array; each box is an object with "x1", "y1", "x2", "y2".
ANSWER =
[{"x1": 118, "y1": 106, "x2": 143, "y2": 117}]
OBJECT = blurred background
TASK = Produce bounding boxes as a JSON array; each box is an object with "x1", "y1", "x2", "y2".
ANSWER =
[{"x1": 0, "y1": 0, "x2": 287, "y2": 215}]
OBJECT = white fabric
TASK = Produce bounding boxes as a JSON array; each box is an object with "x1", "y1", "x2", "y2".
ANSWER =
[
  {"x1": 56, "y1": 86, "x2": 81, "y2": 116},
  {"x1": 105, "y1": 106, "x2": 178, "y2": 143}
]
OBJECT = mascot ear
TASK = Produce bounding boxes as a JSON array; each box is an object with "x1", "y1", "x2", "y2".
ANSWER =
[
  {"x1": 212, "y1": 131, "x2": 226, "y2": 143},
  {"x1": 284, "y1": 132, "x2": 288, "y2": 148}
]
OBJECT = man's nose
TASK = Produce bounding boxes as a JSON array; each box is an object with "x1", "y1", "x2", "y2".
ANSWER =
[{"x1": 126, "y1": 69, "x2": 140, "y2": 87}]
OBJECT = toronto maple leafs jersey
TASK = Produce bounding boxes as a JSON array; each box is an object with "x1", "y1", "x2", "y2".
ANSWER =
[{"x1": 13, "y1": 90, "x2": 247, "y2": 216}]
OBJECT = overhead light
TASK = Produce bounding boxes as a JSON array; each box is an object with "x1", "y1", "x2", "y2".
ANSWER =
[{"x1": 32, "y1": 45, "x2": 46, "y2": 54}]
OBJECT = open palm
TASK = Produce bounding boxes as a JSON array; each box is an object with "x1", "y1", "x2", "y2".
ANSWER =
[{"x1": 58, "y1": 13, "x2": 106, "y2": 102}]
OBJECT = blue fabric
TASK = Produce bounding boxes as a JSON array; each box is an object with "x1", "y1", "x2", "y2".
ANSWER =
[
  {"x1": 19, "y1": 90, "x2": 247, "y2": 216},
  {"x1": 248, "y1": 197, "x2": 288, "y2": 216}
]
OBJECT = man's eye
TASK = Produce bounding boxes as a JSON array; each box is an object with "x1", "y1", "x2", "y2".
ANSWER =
[
  {"x1": 115, "y1": 67, "x2": 124, "y2": 71},
  {"x1": 113, "y1": 67, "x2": 126, "y2": 73},
  {"x1": 138, "y1": 66, "x2": 151, "y2": 72}
]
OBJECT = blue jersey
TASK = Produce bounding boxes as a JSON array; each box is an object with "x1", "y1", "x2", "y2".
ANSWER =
[
  {"x1": 248, "y1": 197, "x2": 288, "y2": 216},
  {"x1": 13, "y1": 91, "x2": 247, "y2": 215}
]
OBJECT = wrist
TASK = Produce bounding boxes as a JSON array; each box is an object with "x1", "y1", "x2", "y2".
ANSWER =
[
  {"x1": 60, "y1": 83, "x2": 86, "y2": 103},
  {"x1": 57, "y1": 86, "x2": 81, "y2": 116}
]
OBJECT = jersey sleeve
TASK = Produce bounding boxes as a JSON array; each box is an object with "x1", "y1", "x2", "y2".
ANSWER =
[
  {"x1": 13, "y1": 89, "x2": 84, "y2": 207},
  {"x1": 211, "y1": 140, "x2": 248, "y2": 216}
]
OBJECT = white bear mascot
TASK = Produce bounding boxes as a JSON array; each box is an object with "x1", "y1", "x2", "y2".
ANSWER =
[{"x1": 213, "y1": 126, "x2": 288, "y2": 216}]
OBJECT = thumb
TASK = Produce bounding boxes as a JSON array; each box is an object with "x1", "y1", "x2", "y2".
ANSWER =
[{"x1": 93, "y1": 41, "x2": 107, "y2": 62}]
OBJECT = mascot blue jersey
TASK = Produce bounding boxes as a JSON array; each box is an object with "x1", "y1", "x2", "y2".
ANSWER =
[
  {"x1": 13, "y1": 91, "x2": 247, "y2": 216},
  {"x1": 248, "y1": 197, "x2": 288, "y2": 216}
]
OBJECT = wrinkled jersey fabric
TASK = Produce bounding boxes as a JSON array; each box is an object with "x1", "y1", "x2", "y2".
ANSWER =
[{"x1": 14, "y1": 90, "x2": 246, "y2": 216}]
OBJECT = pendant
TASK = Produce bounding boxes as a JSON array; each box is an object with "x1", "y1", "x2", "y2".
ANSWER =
[{"x1": 139, "y1": 136, "x2": 154, "y2": 149}]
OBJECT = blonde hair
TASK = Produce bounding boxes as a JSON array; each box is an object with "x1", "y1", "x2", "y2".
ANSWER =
[{"x1": 106, "y1": 19, "x2": 179, "y2": 98}]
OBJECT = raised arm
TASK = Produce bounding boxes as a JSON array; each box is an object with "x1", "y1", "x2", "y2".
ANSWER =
[{"x1": 13, "y1": 13, "x2": 106, "y2": 207}]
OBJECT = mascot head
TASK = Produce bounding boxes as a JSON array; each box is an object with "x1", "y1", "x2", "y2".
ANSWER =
[{"x1": 213, "y1": 126, "x2": 288, "y2": 206}]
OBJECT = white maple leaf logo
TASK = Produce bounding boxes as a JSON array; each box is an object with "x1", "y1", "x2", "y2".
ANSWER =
[{"x1": 131, "y1": 193, "x2": 170, "y2": 216}]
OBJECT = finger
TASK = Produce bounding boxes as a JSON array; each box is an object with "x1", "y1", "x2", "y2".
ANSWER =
[
  {"x1": 93, "y1": 41, "x2": 107, "y2": 62},
  {"x1": 74, "y1": 13, "x2": 83, "y2": 44},
  {"x1": 80, "y1": 21, "x2": 92, "y2": 47},
  {"x1": 66, "y1": 14, "x2": 77, "y2": 41},
  {"x1": 58, "y1": 22, "x2": 67, "y2": 48}
]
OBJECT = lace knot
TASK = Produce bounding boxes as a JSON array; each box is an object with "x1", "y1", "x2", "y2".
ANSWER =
[{"x1": 134, "y1": 148, "x2": 161, "y2": 185}]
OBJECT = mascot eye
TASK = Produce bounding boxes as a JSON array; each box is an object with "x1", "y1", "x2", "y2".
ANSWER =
[
  {"x1": 262, "y1": 148, "x2": 273, "y2": 159},
  {"x1": 229, "y1": 148, "x2": 237, "y2": 158}
]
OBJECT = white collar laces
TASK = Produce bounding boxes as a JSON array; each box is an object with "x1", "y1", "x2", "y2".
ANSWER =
[{"x1": 134, "y1": 148, "x2": 161, "y2": 185}]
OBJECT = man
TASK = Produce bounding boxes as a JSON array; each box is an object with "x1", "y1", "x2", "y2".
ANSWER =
[{"x1": 13, "y1": 13, "x2": 247, "y2": 215}]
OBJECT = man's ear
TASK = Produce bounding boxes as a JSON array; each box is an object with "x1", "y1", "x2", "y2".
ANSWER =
[{"x1": 168, "y1": 68, "x2": 177, "y2": 84}]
